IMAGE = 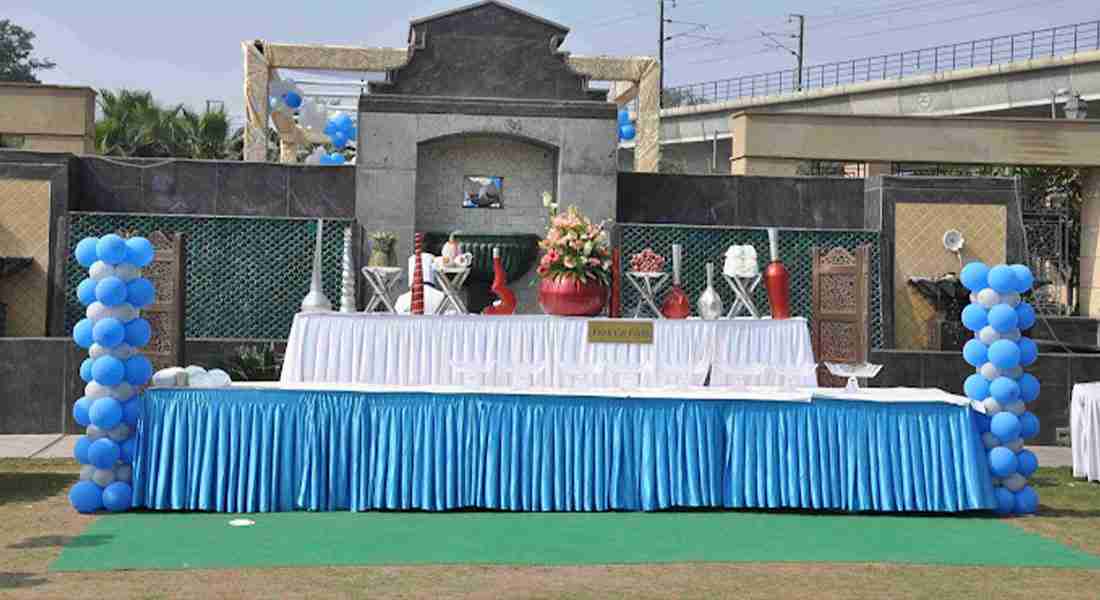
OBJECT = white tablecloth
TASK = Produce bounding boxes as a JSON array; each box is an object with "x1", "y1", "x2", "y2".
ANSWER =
[
  {"x1": 280, "y1": 313, "x2": 817, "y2": 389},
  {"x1": 1072, "y1": 383, "x2": 1100, "y2": 481}
]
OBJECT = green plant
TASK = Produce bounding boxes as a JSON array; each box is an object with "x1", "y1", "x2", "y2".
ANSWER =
[{"x1": 215, "y1": 343, "x2": 282, "y2": 382}]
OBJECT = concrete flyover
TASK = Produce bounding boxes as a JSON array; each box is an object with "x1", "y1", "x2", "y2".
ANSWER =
[{"x1": 621, "y1": 49, "x2": 1100, "y2": 174}]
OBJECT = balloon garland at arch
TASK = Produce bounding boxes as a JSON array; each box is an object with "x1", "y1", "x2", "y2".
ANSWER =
[
  {"x1": 68, "y1": 234, "x2": 156, "y2": 513},
  {"x1": 960, "y1": 261, "x2": 1040, "y2": 516}
]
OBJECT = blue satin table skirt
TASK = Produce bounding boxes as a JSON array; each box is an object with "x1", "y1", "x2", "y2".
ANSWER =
[{"x1": 132, "y1": 388, "x2": 996, "y2": 513}]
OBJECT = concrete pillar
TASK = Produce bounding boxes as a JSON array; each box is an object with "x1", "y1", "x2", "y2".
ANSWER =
[
  {"x1": 1080, "y1": 169, "x2": 1100, "y2": 316},
  {"x1": 729, "y1": 157, "x2": 801, "y2": 177}
]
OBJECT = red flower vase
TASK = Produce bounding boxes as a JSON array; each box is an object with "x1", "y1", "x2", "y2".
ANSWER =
[{"x1": 538, "y1": 276, "x2": 607, "y2": 317}]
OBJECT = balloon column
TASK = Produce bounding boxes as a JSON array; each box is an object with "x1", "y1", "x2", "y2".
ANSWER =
[
  {"x1": 317, "y1": 113, "x2": 357, "y2": 165},
  {"x1": 617, "y1": 109, "x2": 636, "y2": 142},
  {"x1": 960, "y1": 261, "x2": 1040, "y2": 516},
  {"x1": 68, "y1": 235, "x2": 156, "y2": 514}
]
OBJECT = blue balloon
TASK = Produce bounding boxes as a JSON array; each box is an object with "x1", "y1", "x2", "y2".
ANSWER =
[
  {"x1": 1010, "y1": 264, "x2": 1034, "y2": 294},
  {"x1": 125, "y1": 355, "x2": 153, "y2": 386},
  {"x1": 330, "y1": 130, "x2": 348, "y2": 150},
  {"x1": 79, "y1": 357, "x2": 95, "y2": 383},
  {"x1": 69, "y1": 480, "x2": 104, "y2": 514},
  {"x1": 74, "y1": 318, "x2": 94, "y2": 348},
  {"x1": 1018, "y1": 337, "x2": 1038, "y2": 367},
  {"x1": 88, "y1": 438, "x2": 120, "y2": 469},
  {"x1": 77, "y1": 278, "x2": 98, "y2": 306},
  {"x1": 994, "y1": 487, "x2": 1015, "y2": 515},
  {"x1": 1016, "y1": 303, "x2": 1036, "y2": 330},
  {"x1": 89, "y1": 396, "x2": 122, "y2": 429},
  {"x1": 989, "y1": 446, "x2": 1018, "y2": 477},
  {"x1": 991, "y1": 412, "x2": 1022, "y2": 442},
  {"x1": 988, "y1": 339, "x2": 1021, "y2": 370},
  {"x1": 121, "y1": 438, "x2": 136, "y2": 464},
  {"x1": 124, "y1": 237, "x2": 155, "y2": 268},
  {"x1": 96, "y1": 234, "x2": 128, "y2": 265},
  {"x1": 964, "y1": 374, "x2": 990, "y2": 400},
  {"x1": 961, "y1": 304, "x2": 989, "y2": 332},
  {"x1": 124, "y1": 318, "x2": 151, "y2": 348},
  {"x1": 92, "y1": 318, "x2": 125, "y2": 348},
  {"x1": 73, "y1": 435, "x2": 92, "y2": 464},
  {"x1": 283, "y1": 91, "x2": 302, "y2": 109},
  {"x1": 126, "y1": 277, "x2": 155, "y2": 308},
  {"x1": 619, "y1": 123, "x2": 636, "y2": 141},
  {"x1": 990, "y1": 376, "x2": 1020, "y2": 403},
  {"x1": 91, "y1": 356, "x2": 125, "y2": 386},
  {"x1": 1019, "y1": 373, "x2": 1040, "y2": 403},
  {"x1": 95, "y1": 277, "x2": 128, "y2": 306},
  {"x1": 960, "y1": 262, "x2": 990, "y2": 292},
  {"x1": 123, "y1": 398, "x2": 141, "y2": 427},
  {"x1": 75, "y1": 237, "x2": 100, "y2": 268},
  {"x1": 1020, "y1": 411, "x2": 1040, "y2": 440},
  {"x1": 73, "y1": 397, "x2": 92, "y2": 427},
  {"x1": 988, "y1": 265, "x2": 1017, "y2": 294},
  {"x1": 1017, "y1": 449, "x2": 1039, "y2": 477},
  {"x1": 102, "y1": 481, "x2": 133, "y2": 512},
  {"x1": 1014, "y1": 486, "x2": 1039, "y2": 515},
  {"x1": 987, "y1": 304, "x2": 1019, "y2": 334},
  {"x1": 618, "y1": 109, "x2": 632, "y2": 125},
  {"x1": 963, "y1": 339, "x2": 988, "y2": 367}
]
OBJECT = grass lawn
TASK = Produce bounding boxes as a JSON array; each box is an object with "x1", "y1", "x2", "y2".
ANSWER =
[{"x1": 3, "y1": 458, "x2": 1100, "y2": 599}]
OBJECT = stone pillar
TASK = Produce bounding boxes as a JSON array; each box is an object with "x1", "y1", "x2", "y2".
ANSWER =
[
  {"x1": 729, "y1": 157, "x2": 801, "y2": 177},
  {"x1": 242, "y1": 41, "x2": 270, "y2": 162},
  {"x1": 278, "y1": 138, "x2": 299, "y2": 164},
  {"x1": 1080, "y1": 169, "x2": 1100, "y2": 316}
]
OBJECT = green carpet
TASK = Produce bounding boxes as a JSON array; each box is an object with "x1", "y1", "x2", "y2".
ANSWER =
[{"x1": 51, "y1": 511, "x2": 1100, "y2": 572}]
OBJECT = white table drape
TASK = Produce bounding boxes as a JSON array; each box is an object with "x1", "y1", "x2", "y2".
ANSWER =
[
  {"x1": 280, "y1": 313, "x2": 817, "y2": 389},
  {"x1": 1072, "y1": 383, "x2": 1100, "y2": 481}
]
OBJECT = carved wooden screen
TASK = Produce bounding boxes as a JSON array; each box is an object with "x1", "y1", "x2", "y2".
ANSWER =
[
  {"x1": 142, "y1": 232, "x2": 186, "y2": 372},
  {"x1": 811, "y1": 245, "x2": 871, "y2": 387}
]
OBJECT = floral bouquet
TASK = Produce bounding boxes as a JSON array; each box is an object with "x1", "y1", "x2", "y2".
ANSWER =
[{"x1": 536, "y1": 192, "x2": 611, "y2": 285}]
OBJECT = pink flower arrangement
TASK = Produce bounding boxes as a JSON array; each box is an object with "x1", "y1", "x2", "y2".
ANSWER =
[{"x1": 536, "y1": 196, "x2": 610, "y2": 285}]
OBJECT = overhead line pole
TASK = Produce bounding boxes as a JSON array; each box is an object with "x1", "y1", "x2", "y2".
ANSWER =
[
  {"x1": 791, "y1": 14, "x2": 805, "y2": 90},
  {"x1": 659, "y1": 0, "x2": 666, "y2": 108}
]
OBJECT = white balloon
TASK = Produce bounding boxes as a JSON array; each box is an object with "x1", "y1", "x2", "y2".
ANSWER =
[
  {"x1": 207, "y1": 369, "x2": 232, "y2": 387},
  {"x1": 298, "y1": 100, "x2": 330, "y2": 132},
  {"x1": 189, "y1": 372, "x2": 214, "y2": 388},
  {"x1": 89, "y1": 344, "x2": 108, "y2": 359},
  {"x1": 977, "y1": 288, "x2": 1001, "y2": 309},
  {"x1": 79, "y1": 465, "x2": 95, "y2": 481},
  {"x1": 982, "y1": 431, "x2": 1000, "y2": 449},
  {"x1": 979, "y1": 362, "x2": 1000, "y2": 381},
  {"x1": 152, "y1": 367, "x2": 186, "y2": 387},
  {"x1": 1005, "y1": 438, "x2": 1025, "y2": 452},
  {"x1": 85, "y1": 382, "x2": 111, "y2": 399},
  {"x1": 1003, "y1": 292, "x2": 1021, "y2": 307},
  {"x1": 112, "y1": 344, "x2": 135, "y2": 360},
  {"x1": 107, "y1": 423, "x2": 131, "y2": 442},
  {"x1": 184, "y1": 365, "x2": 208, "y2": 377},
  {"x1": 112, "y1": 382, "x2": 135, "y2": 401},
  {"x1": 86, "y1": 425, "x2": 107, "y2": 440},
  {"x1": 304, "y1": 146, "x2": 326, "y2": 165},
  {"x1": 1005, "y1": 329, "x2": 1022, "y2": 342},
  {"x1": 1005, "y1": 400, "x2": 1026, "y2": 416},
  {"x1": 1004, "y1": 366, "x2": 1023, "y2": 379},
  {"x1": 114, "y1": 464, "x2": 132, "y2": 483},
  {"x1": 982, "y1": 398, "x2": 1002, "y2": 415},
  {"x1": 1003, "y1": 473, "x2": 1027, "y2": 492},
  {"x1": 89, "y1": 261, "x2": 115, "y2": 281},
  {"x1": 92, "y1": 468, "x2": 115, "y2": 488},
  {"x1": 969, "y1": 293, "x2": 979, "y2": 304},
  {"x1": 115, "y1": 264, "x2": 140, "y2": 282},
  {"x1": 979, "y1": 326, "x2": 1001, "y2": 346},
  {"x1": 87, "y1": 302, "x2": 109, "y2": 321}
]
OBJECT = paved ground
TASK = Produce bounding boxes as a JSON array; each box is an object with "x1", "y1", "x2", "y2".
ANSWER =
[{"x1": 0, "y1": 434, "x2": 1077, "y2": 467}]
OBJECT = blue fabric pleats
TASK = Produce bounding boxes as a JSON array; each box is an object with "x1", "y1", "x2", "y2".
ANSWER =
[{"x1": 132, "y1": 389, "x2": 996, "y2": 513}]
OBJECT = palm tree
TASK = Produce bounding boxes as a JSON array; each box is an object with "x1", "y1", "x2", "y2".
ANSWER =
[{"x1": 96, "y1": 89, "x2": 234, "y2": 159}]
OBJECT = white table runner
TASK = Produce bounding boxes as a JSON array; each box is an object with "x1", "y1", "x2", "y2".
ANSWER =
[{"x1": 279, "y1": 313, "x2": 818, "y2": 389}]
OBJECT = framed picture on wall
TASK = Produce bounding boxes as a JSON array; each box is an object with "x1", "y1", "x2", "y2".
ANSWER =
[{"x1": 463, "y1": 176, "x2": 503, "y2": 208}]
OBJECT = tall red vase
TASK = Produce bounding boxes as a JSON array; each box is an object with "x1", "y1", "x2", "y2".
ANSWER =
[
  {"x1": 661, "y1": 243, "x2": 690, "y2": 319},
  {"x1": 483, "y1": 247, "x2": 517, "y2": 315},
  {"x1": 763, "y1": 228, "x2": 790, "y2": 319}
]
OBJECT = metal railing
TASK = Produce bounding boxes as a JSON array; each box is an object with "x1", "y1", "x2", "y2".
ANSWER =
[{"x1": 661, "y1": 19, "x2": 1100, "y2": 109}]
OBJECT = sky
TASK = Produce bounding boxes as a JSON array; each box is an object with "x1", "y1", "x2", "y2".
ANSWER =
[{"x1": 7, "y1": 0, "x2": 1100, "y2": 125}]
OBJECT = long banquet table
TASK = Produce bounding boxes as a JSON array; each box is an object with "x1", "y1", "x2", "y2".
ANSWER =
[
  {"x1": 280, "y1": 313, "x2": 818, "y2": 388},
  {"x1": 131, "y1": 383, "x2": 995, "y2": 514}
]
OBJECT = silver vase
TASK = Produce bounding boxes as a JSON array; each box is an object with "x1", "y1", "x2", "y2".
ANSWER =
[{"x1": 697, "y1": 262, "x2": 723, "y2": 320}]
